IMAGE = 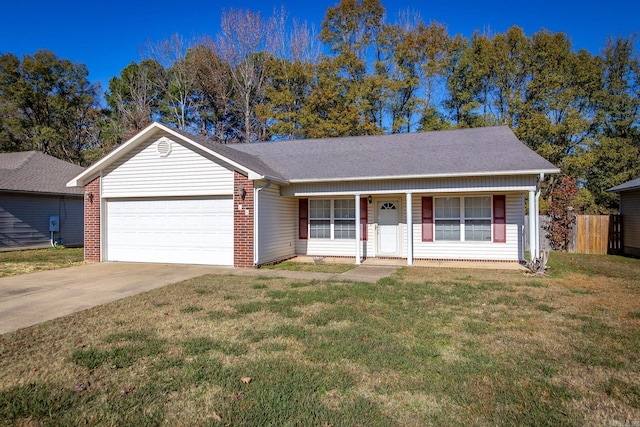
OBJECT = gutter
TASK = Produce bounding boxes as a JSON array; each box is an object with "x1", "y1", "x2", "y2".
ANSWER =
[{"x1": 287, "y1": 168, "x2": 561, "y2": 184}]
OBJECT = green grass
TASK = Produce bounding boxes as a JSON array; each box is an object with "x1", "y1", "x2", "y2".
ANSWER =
[
  {"x1": 0, "y1": 253, "x2": 639, "y2": 425},
  {"x1": 0, "y1": 247, "x2": 84, "y2": 277},
  {"x1": 261, "y1": 260, "x2": 356, "y2": 273}
]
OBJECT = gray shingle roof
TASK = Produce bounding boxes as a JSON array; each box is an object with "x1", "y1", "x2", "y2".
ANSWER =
[
  {"x1": 170, "y1": 127, "x2": 286, "y2": 181},
  {"x1": 607, "y1": 177, "x2": 640, "y2": 192},
  {"x1": 229, "y1": 126, "x2": 558, "y2": 181},
  {"x1": 0, "y1": 151, "x2": 85, "y2": 195}
]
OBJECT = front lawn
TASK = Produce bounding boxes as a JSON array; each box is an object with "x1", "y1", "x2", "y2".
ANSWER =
[
  {"x1": 261, "y1": 260, "x2": 356, "y2": 273},
  {"x1": 0, "y1": 247, "x2": 84, "y2": 277},
  {"x1": 0, "y1": 253, "x2": 638, "y2": 425}
]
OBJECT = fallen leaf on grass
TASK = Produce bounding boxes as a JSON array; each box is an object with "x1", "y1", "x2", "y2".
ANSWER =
[
  {"x1": 119, "y1": 385, "x2": 135, "y2": 395},
  {"x1": 240, "y1": 377, "x2": 252, "y2": 384},
  {"x1": 209, "y1": 412, "x2": 222, "y2": 422}
]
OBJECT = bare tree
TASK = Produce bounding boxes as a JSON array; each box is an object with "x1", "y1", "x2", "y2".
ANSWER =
[
  {"x1": 189, "y1": 38, "x2": 239, "y2": 143},
  {"x1": 216, "y1": 8, "x2": 275, "y2": 142},
  {"x1": 145, "y1": 34, "x2": 197, "y2": 130},
  {"x1": 106, "y1": 58, "x2": 163, "y2": 140}
]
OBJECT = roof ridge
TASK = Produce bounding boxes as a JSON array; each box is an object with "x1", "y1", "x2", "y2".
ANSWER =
[
  {"x1": 0, "y1": 151, "x2": 37, "y2": 170},
  {"x1": 228, "y1": 125, "x2": 512, "y2": 147}
]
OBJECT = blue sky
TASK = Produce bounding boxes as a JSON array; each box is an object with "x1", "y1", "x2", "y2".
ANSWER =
[{"x1": 1, "y1": 0, "x2": 638, "y2": 97}]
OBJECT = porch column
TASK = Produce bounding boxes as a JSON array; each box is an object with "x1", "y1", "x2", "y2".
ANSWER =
[
  {"x1": 355, "y1": 194, "x2": 361, "y2": 265},
  {"x1": 528, "y1": 190, "x2": 537, "y2": 261},
  {"x1": 406, "y1": 192, "x2": 413, "y2": 266}
]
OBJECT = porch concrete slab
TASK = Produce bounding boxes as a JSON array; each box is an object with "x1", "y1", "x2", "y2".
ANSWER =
[
  {"x1": 412, "y1": 259, "x2": 527, "y2": 270},
  {"x1": 289, "y1": 256, "x2": 526, "y2": 271},
  {"x1": 288, "y1": 256, "x2": 355, "y2": 265}
]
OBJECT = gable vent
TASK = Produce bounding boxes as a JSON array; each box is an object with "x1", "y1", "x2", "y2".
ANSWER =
[{"x1": 157, "y1": 137, "x2": 172, "y2": 157}]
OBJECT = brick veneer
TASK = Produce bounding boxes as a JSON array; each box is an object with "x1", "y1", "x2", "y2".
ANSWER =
[
  {"x1": 84, "y1": 177, "x2": 101, "y2": 262},
  {"x1": 234, "y1": 171, "x2": 255, "y2": 267}
]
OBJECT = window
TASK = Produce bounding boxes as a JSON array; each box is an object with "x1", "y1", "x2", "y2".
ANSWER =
[
  {"x1": 434, "y1": 197, "x2": 460, "y2": 241},
  {"x1": 464, "y1": 196, "x2": 491, "y2": 241},
  {"x1": 434, "y1": 196, "x2": 492, "y2": 242},
  {"x1": 334, "y1": 199, "x2": 356, "y2": 239},
  {"x1": 307, "y1": 199, "x2": 356, "y2": 240},
  {"x1": 309, "y1": 200, "x2": 330, "y2": 238}
]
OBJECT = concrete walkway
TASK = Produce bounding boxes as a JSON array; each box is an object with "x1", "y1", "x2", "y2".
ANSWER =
[{"x1": 0, "y1": 263, "x2": 396, "y2": 335}]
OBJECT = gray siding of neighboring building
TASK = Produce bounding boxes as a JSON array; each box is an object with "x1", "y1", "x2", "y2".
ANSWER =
[
  {"x1": 0, "y1": 193, "x2": 84, "y2": 249},
  {"x1": 621, "y1": 189, "x2": 640, "y2": 257}
]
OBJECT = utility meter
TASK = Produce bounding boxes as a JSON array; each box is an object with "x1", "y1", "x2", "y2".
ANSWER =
[{"x1": 49, "y1": 216, "x2": 60, "y2": 232}]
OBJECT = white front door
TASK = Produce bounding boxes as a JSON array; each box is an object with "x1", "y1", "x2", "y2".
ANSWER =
[{"x1": 377, "y1": 201, "x2": 399, "y2": 255}]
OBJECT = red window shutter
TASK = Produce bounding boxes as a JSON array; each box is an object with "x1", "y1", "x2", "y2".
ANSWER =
[
  {"x1": 493, "y1": 195, "x2": 506, "y2": 243},
  {"x1": 422, "y1": 197, "x2": 433, "y2": 242},
  {"x1": 299, "y1": 198, "x2": 308, "y2": 240},
  {"x1": 360, "y1": 197, "x2": 368, "y2": 241}
]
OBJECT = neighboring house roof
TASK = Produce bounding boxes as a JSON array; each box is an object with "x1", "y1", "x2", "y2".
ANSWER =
[
  {"x1": 0, "y1": 151, "x2": 85, "y2": 196},
  {"x1": 607, "y1": 177, "x2": 640, "y2": 193},
  {"x1": 231, "y1": 125, "x2": 559, "y2": 182},
  {"x1": 68, "y1": 122, "x2": 559, "y2": 188}
]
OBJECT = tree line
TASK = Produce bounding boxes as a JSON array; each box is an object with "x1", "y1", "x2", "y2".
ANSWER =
[{"x1": 0, "y1": 0, "x2": 638, "y2": 212}]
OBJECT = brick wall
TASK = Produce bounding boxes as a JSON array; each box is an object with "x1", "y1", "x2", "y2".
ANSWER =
[
  {"x1": 84, "y1": 177, "x2": 101, "y2": 262},
  {"x1": 234, "y1": 171, "x2": 254, "y2": 267}
]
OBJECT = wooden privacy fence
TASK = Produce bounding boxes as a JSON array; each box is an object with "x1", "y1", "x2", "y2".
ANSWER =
[
  {"x1": 526, "y1": 214, "x2": 622, "y2": 255},
  {"x1": 576, "y1": 215, "x2": 623, "y2": 255}
]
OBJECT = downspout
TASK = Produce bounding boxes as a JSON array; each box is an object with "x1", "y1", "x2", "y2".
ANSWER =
[
  {"x1": 253, "y1": 179, "x2": 271, "y2": 266},
  {"x1": 534, "y1": 173, "x2": 544, "y2": 260}
]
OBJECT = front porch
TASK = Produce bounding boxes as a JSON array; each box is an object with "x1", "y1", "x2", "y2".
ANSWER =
[{"x1": 290, "y1": 190, "x2": 538, "y2": 266}]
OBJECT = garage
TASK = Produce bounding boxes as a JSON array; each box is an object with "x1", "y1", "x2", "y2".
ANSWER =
[{"x1": 105, "y1": 197, "x2": 233, "y2": 265}]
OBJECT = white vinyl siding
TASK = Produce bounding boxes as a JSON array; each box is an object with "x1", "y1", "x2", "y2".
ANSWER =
[
  {"x1": 257, "y1": 184, "x2": 297, "y2": 264},
  {"x1": 296, "y1": 238, "x2": 360, "y2": 257},
  {"x1": 621, "y1": 189, "x2": 640, "y2": 252},
  {"x1": 0, "y1": 193, "x2": 83, "y2": 249},
  {"x1": 102, "y1": 133, "x2": 233, "y2": 198},
  {"x1": 105, "y1": 197, "x2": 233, "y2": 265},
  {"x1": 413, "y1": 193, "x2": 524, "y2": 261}
]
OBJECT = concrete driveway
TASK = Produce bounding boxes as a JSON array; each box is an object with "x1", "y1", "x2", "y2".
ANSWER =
[{"x1": 0, "y1": 263, "x2": 226, "y2": 335}]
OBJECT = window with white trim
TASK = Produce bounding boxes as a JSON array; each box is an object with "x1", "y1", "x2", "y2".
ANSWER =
[
  {"x1": 309, "y1": 200, "x2": 331, "y2": 238},
  {"x1": 434, "y1": 196, "x2": 492, "y2": 241},
  {"x1": 334, "y1": 199, "x2": 356, "y2": 239},
  {"x1": 308, "y1": 199, "x2": 356, "y2": 239},
  {"x1": 464, "y1": 196, "x2": 492, "y2": 241}
]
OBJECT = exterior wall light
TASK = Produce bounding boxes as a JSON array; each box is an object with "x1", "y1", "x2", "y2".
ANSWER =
[
  {"x1": 367, "y1": 195, "x2": 373, "y2": 204},
  {"x1": 239, "y1": 187, "x2": 247, "y2": 200},
  {"x1": 85, "y1": 192, "x2": 94, "y2": 203}
]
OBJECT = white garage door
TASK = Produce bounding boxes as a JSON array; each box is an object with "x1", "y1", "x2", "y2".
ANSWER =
[{"x1": 106, "y1": 197, "x2": 233, "y2": 265}]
